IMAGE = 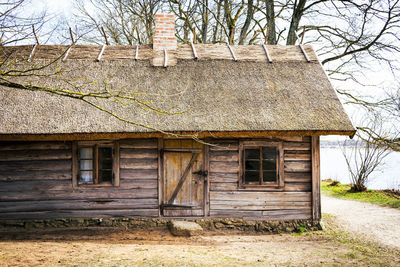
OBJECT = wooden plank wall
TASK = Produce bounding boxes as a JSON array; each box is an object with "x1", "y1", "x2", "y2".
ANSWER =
[
  {"x1": 208, "y1": 137, "x2": 313, "y2": 220},
  {"x1": 0, "y1": 140, "x2": 158, "y2": 219}
]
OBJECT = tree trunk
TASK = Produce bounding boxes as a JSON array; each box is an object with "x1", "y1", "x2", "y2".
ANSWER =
[
  {"x1": 286, "y1": 0, "x2": 307, "y2": 45},
  {"x1": 239, "y1": 0, "x2": 253, "y2": 45},
  {"x1": 265, "y1": 0, "x2": 277, "y2": 44}
]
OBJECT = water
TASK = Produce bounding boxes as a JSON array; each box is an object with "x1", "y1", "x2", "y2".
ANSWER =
[{"x1": 320, "y1": 147, "x2": 400, "y2": 190}]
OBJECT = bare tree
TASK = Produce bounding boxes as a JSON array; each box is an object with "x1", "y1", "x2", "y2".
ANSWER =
[{"x1": 341, "y1": 115, "x2": 392, "y2": 192}]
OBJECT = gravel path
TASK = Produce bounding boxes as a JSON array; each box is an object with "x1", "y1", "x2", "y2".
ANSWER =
[{"x1": 322, "y1": 195, "x2": 400, "y2": 249}]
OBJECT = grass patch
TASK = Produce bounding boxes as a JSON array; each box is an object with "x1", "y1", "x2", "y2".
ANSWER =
[{"x1": 321, "y1": 180, "x2": 400, "y2": 209}]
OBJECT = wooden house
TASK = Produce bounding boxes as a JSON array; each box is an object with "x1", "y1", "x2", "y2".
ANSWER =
[{"x1": 0, "y1": 14, "x2": 355, "y2": 222}]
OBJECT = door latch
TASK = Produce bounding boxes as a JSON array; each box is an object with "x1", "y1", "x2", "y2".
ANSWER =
[{"x1": 192, "y1": 170, "x2": 208, "y2": 177}]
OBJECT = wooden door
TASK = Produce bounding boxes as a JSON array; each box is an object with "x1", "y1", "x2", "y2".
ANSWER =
[{"x1": 162, "y1": 140, "x2": 205, "y2": 217}]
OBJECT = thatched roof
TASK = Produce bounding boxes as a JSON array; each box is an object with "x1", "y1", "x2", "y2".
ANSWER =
[{"x1": 0, "y1": 44, "x2": 355, "y2": 138}]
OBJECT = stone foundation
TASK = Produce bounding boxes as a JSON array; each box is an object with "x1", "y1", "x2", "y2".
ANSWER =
[{"x1": 0, "y1": 218, "x2": 322, "y2": 233}]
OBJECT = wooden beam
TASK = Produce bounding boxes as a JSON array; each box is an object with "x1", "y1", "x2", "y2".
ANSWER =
[
  {"x1": 311, "y1": 136, "x2": 321, "y2": 220},
  {"x1": 204, "y1": 141, "x2": 210, "y2": 216},
  {"x1": 96, "y1": 45, "x2": 106, "y2": 61},
  {"x1": 262, "y1": 43, "x2": 272, "y2": 63},
  {"x1": 157, "y1": 138, "x2": 163, "y2": 217},
  {"x1": 72, "y1": 141, "x2": 78, "y2": 188},
  {"x1": 135, "y1": 44, "x2": 139, "y2": 61},
  {"x1": 28, "y1": 43, "x2": 37, "y2": 62},
  {"x1": 163, "y1": 49, "x2": 168, "y2": 68},
  {"x1": 62, "y1": 45, "x2": 72, "y2": 62},
  {"x1": 190, "y1": 42, "x2": 198, "y2": 60},
  {"x1": 113, "y1": 141, "x2": 120, "y2": 187},
  {"x1": 0, "y1": 130, "x2": 356, "y2": 141},
  {"x1": 299, "y1": 44, "x2": 310, "y2": 62},
  {"x1": 226, "y1": 42, "x2": 238, "y2": 61}
]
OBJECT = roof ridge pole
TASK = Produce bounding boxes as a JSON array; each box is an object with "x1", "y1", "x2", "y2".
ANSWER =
[
  {"x1": 28, "y1": 25, "x2": 39, "y2": 62},
  {"x1": 226, "y1": 42, "x2": 238, "y2": 61},
  {"x1": 28, "y1": 43, "x2": 38, "y2": 62},
  {"x1": 96, "y1": 44, "x2": 106, "y2": 62},
  {"x1": 135, "y1": 44, "x2": 139, "y2": 61},
  {"x1": 62, "y1": 27, "x2": 75, "y2": 62},
  {"x1": 163, "y1": 49, "x2": 168, "y2": 68},
  {"x1": 262, "y1": 43, "x2": 272, "y2": 63},
  {"x1": 190, "y1": 42, "x2": 198, "y2": 60},
  {"x1": 62, "y1": 46, "x2": 73, "y2": 62},
  {"x1": 295, "y1": 29, "x2": 310, "y2": 62}
]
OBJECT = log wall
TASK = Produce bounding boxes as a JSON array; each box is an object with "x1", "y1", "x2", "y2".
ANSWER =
[
  {"x1": 0, "y1": 140, "x2": 158, "y2": 219},
  {"x1": 0, "y1": 137, "x2": 317, "y2": 221},
  {"x1": 208, "y1": 137, "x2": 313, "y2": 220}
]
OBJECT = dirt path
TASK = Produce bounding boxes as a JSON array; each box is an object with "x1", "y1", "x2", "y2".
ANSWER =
[
  {"x1": 0, "y1": 227, "x2": 399, "y2": 266},
  {"x1": 322, "y1": 195, "x2": 400, "y2": 249}
]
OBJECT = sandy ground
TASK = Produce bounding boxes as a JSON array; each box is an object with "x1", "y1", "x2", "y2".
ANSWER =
[
  {"x1": 0, "y1": 224, "x2": 399, "y2": 267},
  {"x1": 322, "y1": 195, "x2": 400, "y2": 250}
]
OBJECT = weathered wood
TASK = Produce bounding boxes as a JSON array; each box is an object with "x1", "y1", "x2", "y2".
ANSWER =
[
  {"x1": 209, "y1": 172, "x2": 238, "y2": 183},
  {"x1": 163, "y1": 139, "x2": 205, "y2": 217},
  {"x1": 204, "y1": 142, "x2": 210, "y2": 216},
  {"x1": 72, "y1": 142, "x2": 77, "y2": 188},
  {"x1": 119, "y1": 158, "x2": 158, "y2": 169},
  {"x1": 284, "y1": 182, "x2": 311, "y2": 192},
  {"x1": 284, "y1": 142, "x2": 311, "y2": 151},
  {"x1": 284, "y1": 161, "x2": 311, "y2": 172},
  {"x1": 0, "y1": 160, "x2": 71, "y2": 171},
  {"x1": 209, "y1": 150, "x2": 238, "y2": 162},
  {"x1": 209, "y1": 161, "x2": 239, "y2": 173},
  {"x1": 0, "y1": 209, "x2": 159, "y2": 219},
  {"x1": 120, "y1": 148, "x2": 158, "y2": 159},
  {"x1": 0, "y1": 149, "x2": 71, "y2": 161},
  {"x1": 210, "y1": 191, "x2": 311, "y2": 202},
  {"x1": 0, "y1": 180, "x2": 72, "y2": 191},
  {"x1": 284, "y1": 151, "x2": 311, "y2": 161},
  {"x1": 312, "y1": 136, "x2": 321, "y2": 220},
  {"x1": 113, "y1": 141, "x2": 120, "y2": 187},
  {"x1": 0, "y1": 170, "x2": 71, "y2": 181},
  {"x1": 0, "y1": 188, "x2": 158, "y2": 201},
  {"x1": 210, "y1": 182, "x2": 237, "y2": 191},
  {"x1": 0, "y1": 198, "x2": 159, "y2": 213},
  {"x1": 210, "y1": 201, "x2": 311, "y2": 210},
  {"x1": 158, "y1": 138, "x2": 163, "y2": 217},
  {"x1": 0, "y1": 142, "x2": 70, "y2": 150},
  {"x1": 167, "y1": 153, "x2": 199, "y2": 204},
  {"x1": 120, "y1": 169, "x2": 158, "y2": 179},
  {"x1": 119, "y1": 139, "x2": 158, "y2": 149},
  {"x1": 209, "y1": 140, "x2": 238, "y2": 151},
  {"x1": 284, "y1": 172, "x2": 311, "y2": 183}
]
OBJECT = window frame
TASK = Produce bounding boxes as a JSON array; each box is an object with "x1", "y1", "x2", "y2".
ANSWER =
[
  {"x1": 239, "y1": 140, "x2": 284, "y2": 190},
  {"x1": 72, "y1": 141, "x2": 120, "y2": 188}
]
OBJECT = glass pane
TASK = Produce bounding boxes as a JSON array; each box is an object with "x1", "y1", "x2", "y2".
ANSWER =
[
  {"x1": 99, "y1": 170, "x2": 112, "y2": 182},
  {"x1": 245, "y1": 160, "x2": 260, "y2": 170},
  {"x1": 262, "y1": 147, "x2": 276, "y2": 161},
  {"x1": 245, "y1": 149, "x2": 259, "y2": 160},
  {"x1": 262, "y1": 161, "x2": 276, "y2": 171},
  {"x1": 244, "y1": 171, "x2": 260, "y2": 184},
  {"x1": 80, "y1": 171, "x2": 93, "y2": 182},
  {"x1": 263, "y1": 171, "x2": 277, "y2": 182},
  {"x1": 98, "y1": 147, "x2": 113, "y2": 183},
  {"x1": 80, "y1": 160, "x2": 93, "y2": 170},
  {"x1": 80, "y1": 147, "x2": 93, "y2": 159},
  {"x1": 99, "y1": 147, "x2": 112, "y2": 159}
]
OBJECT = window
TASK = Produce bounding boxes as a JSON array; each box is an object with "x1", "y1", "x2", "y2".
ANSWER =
[
  {"x1": 73, "y1": 141, "x2": 119, "y2": 187},
  {"x1": 240, "y1": 141, "x2": 284, "y2": 188}
]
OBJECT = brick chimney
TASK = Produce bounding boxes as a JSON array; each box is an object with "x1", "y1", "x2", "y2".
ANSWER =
[{"x1": 153, "y1": 14, "x2": 177, "y2": 50}]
